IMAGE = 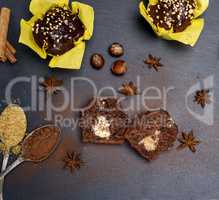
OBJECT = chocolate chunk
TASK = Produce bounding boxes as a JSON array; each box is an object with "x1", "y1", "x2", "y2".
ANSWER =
[
  {"x1": 111, "y1": 60, "x2": 127, "y2": 76},
  {"x1": 32, "y1": 6, "x2": 85, "y2": 56},
  {"x1": 90, "y1": 53, "x2": 105, "y2": 69},
  {"x1": 109, "y1": 43, "x2": 124, "y2": 57},
  {"x1": 79, "y1": 97, "x2": 129, "y2": 144},
  {"x1": 125, "y1": 110, "x2": 178, "y2": 160}
]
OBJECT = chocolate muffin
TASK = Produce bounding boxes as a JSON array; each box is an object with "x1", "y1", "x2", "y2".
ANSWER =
[
  {"x1": 32, "y1": 6, "x2": 85, "y2": 56},
  {"x1": 148, "y1": 0, "x2": 196, "y2": 33},
  {"x1": 79, "y1": 97, "x2": 129, "y2": 144},
  {"x1": 125, "y1": 110, "x2": 178, "y2": 160}
]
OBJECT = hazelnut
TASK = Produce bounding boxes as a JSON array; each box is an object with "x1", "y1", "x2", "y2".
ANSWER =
[
  {"x1": 90, "y1": 53, "x2": 105, "y2": 69},
  {"x1": 111, "y1": 60, "x2": 127, "y2": 76},
  {"x1": 108, "y1": 43, "x2": 124, "y2": 57}
]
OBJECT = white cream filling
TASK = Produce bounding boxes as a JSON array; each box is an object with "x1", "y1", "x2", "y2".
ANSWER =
[
  {"x1": 92, "y1": 116, "x2": 111, "y2": 139},
  {"x1": 139, "y1": 130, "x2": 160, "y2": 152},
  {"x1": 167, "y1": 117, "x2": 175, "y2": 128}
]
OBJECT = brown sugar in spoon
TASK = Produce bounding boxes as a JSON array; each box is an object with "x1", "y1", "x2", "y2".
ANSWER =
[{"x1": 0, "y1": 125, "x2": 61, "y2": 178}]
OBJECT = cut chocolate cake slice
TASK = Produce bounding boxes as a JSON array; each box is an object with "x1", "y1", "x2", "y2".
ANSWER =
[
  {"x1": 125, "y1": 110, "x2": 178, "y2": 160},
  {"x1": 79, "y1": 97, "x2": 129, "y2": 144}
]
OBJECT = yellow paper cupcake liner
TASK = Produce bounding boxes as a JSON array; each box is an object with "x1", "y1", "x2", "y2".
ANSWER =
[
  {"x1": 139, "y1": 0, "x2": 209, "y2": 46},
  {"x1": 19, "y1": 0, "x2": 94, "y2": 69}
]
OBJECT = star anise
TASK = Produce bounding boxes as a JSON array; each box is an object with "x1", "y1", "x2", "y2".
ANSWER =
[
  {"x1": 118, "y1": 81, "x2": 139, "y2": 96},
  {"x1": 41, "y1": 76, "x2": 63, "y2": 94},
  {"x1": 63, "y1": 151, "x2": 84, "y2": 173},
  {"x1": 144, "y1": 54, "x2": 163, "y2": 71},
  {"x1": 194, "y1": 89, "x2": 211, "y2": 108},
  {"x1": 177, "y1": 130, "x2": 201, "y2": 153}
]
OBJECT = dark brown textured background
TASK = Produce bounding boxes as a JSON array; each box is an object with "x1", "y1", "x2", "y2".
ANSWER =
[{"x1": 0, "y1": 0, "x2": 218, "y2": 199}]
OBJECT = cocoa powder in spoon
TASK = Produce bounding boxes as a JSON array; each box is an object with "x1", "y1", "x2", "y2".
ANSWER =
[{"x1": 22, "y1": 126, "x2": 60, "y2": 162}]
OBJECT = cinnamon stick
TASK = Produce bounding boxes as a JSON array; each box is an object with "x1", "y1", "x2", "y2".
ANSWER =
[
  {"x1": 6, "y1": 41, "x2": 16, "y2": 54},
  {"x1": 0, "y1": 42, "x2": 17, "y2": 63},
  {"x1": 5, "y1": 47, "x2": 16, "y2": 64},
  {"x1": 0, "y1": 55, "x2": 7, "y2": 62},
  {"x1": 0, "y1": 8, "x2": 11, "y2": 61}
]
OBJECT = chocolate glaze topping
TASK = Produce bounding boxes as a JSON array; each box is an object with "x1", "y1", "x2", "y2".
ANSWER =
[
  {"x1": 32, "y1": 6, "x2": 85, "y2": 56},
  {"x1": 148, "y1": 0, "x2": 196, "y2": 33}
]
